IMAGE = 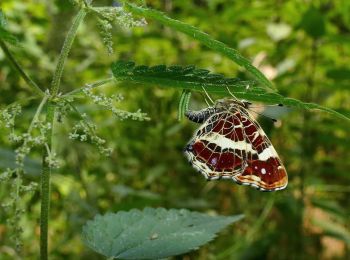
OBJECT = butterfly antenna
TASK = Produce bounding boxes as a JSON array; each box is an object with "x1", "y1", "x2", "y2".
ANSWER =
[
  {"x1": 198, "y1": 92, "x2": 213, "y2": 107},
  {"x1": 201, "y1": 85, "x2": 214, "y2": 105},
  {"x1": 204, "y1": 97, "x2": 211, "y2": 107},
  {"x1": 226, "y1": 86, "x2": 238, "y2": 100},
  {"x1": 249, "y1": 103, "x2": 284, "y2": 109}
]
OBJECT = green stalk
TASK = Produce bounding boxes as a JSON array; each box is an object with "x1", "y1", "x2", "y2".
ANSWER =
[
  {"x1": 0, "y1": 39, "x2": 44, "y2": 96},
  {"x1": 40, "y1": 102, "x2": 55, "y2": 260},
  {"x1": 50, "y1": 9, "x2": 87, "y2": 96},
  {"x1": 40, "y1": 8, "x2": 87, "y2": 260}
]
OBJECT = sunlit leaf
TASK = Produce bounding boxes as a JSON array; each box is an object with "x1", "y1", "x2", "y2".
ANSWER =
[{"x1": 82, "y1": 207, "x2": 243, "y2": 259}]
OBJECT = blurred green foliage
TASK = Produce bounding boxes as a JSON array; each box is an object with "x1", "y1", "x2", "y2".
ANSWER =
[{"x1": 0, "y1": 0, "x2": 349, "y2": 259}]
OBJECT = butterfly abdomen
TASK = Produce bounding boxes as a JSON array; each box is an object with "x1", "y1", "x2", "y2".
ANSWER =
[{"x1": 185, "y1": 107, "x2": 217, "y2": 123}]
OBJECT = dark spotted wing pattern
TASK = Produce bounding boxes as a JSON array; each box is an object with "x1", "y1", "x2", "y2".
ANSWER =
[{"x1": 184, "y1": 99, "x2": 288, "y2": 191}]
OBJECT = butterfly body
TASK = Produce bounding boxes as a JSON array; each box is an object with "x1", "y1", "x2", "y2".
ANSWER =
[{"x1": 184, "y1": 98, "x2": 288, "y2": 191}]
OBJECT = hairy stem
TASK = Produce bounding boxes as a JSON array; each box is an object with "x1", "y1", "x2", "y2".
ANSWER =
[
  {"x1": 40, "y1": 102, "x2": 55, "y2": 260},
  {"x1": 0, "y1": 39, "x2": 44, "y2": 96},
  {"x1": 40, "y1": 8, "x2": 87, "y2": 260},
  {"x1": 50, "y1": 9, "x2": 87, "y2": 96}
]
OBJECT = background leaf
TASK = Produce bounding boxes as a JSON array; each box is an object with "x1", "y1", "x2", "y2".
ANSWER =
[
  {"x1": 82, "y1": 207, "x2": 243, "y2": 259},
  {"x1": 299, "y1": 6, "x2": 326, "y2": 39},
  {"x1": 0, "y1": 10, "x2": 18, "y2": 45}
]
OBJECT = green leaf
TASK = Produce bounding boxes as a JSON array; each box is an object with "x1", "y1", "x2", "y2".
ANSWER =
[
  {"x1": 299, "y1": 7, "x2": 325, "y2": 39},
  {"x1": 326, "y1": 68, "x2": 350, "y2": 81},
  {"x1": 112, "y1": 61, "x2": 254, "y2": 91},
  {"x1": 112, "y1": 61, "x2": 350, "y2": 122},
  {"x1": 82, "y1": 207, "x2": 243, "y2": 259},
  {"x1": 0, "y1": 10, "x2": 18, "y2": 45},
  {"x1": 0, "y1": 11, "x2": 5, "y2": 27},
  {"x1": 124, "y1": 3, "x2": 274, "y2": 91},
  {"x1": 312, "y1": 218, "x2": 350, "y2": 245}
]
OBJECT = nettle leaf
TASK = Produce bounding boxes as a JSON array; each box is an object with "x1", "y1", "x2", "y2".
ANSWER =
[
  {"x1": 112, "y1": 61, "x2": 255, "y2": 91},
  {"x1": 112, "y1": 61, "x2": 350, "y2": 122},
  {"x1": 82, "y1": 207, "x2": 243, "y2": 259},
  {"x1": 124, "y1": 3, "x2": 274, "y2": 91}
]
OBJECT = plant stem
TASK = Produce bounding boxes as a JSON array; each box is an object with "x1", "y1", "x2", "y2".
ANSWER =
[
  {"x1": 50, "y1": 9, "x2": 87, "y2": 96},
  {"x1": 40, "y1": 8, "x2": 87, "y2": 260},
  {"x1": 0, "y1": 39, "x2": 44, "y2": 97},
  {"x1": 40, "y1": 102, "x2": 55, "y2": 260}
]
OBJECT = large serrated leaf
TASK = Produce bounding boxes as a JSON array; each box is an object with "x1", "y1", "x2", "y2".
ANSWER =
[
  {"x1": 82, "y1": 207, "x2": 243, "y2": 259},
  {"x1": 112, "y1": 60, "x2": 255, "y2": 91},
  {"x1": 111, "y1": 61, "x2": 350, "y2": 122}
]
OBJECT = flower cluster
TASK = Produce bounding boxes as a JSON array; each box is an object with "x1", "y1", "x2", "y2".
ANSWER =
[
  {"x1": 56, "y1": 96, "x2": 74, "y2": 123},
  {"x1": 0, "y1": 168, "x2": 38, "y2": 251},
  {"x1": 95, "y1": 6, "x2": 147, "y2": 28},
  {"x1": 93, "y1": 6, "x2": 147, "y2": 54},
  {"x1": 82, "y1": 85, "x2": 149, "y2": 121},
  {"x1": 97, "y1": 18, "x2": 114, "y2": 55},
  {"x1": 0, "y1": 104, "x2": 21, "y2": 129},
  {"x1": 69, "y1": 115, "x2": 113, "y2": 157},
  {"x1": 12, "y1": 120, "x2": 51, "y2": 168}
]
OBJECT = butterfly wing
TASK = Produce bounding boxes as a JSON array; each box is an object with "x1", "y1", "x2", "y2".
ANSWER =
[
  {"x1": 184, "y1": 105, "x2": 288, "y2": 191},
  {"x1": 184, "y1": 108, "x2": 249, "y2": 180},
  {"x1": 233, "y1": 108, "x2": 288, "y2": 191}
]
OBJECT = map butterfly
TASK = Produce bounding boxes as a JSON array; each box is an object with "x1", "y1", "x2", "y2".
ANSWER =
[{"x1": 184, "y1": 98, "x2": 288, "y2": 191}]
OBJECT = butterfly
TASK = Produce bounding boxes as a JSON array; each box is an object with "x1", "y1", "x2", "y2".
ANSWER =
[{"x1": 184, "y1": 98, "x2": 288, "y2": 191}]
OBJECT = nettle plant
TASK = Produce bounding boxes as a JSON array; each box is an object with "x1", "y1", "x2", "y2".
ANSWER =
[{"x1": 0, "y1": 1, "x2": 348, "y2": 259}]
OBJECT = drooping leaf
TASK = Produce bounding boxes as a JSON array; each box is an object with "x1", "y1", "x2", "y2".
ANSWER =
[
  {"x1": 82, "y1": 207, "x2": 243, "y2": 259},
  {"x1": 124, "y1": 3, "x2": 274, "y2": 91},
  {"x1": 112, "y1": 61, "x2": 350, "y2": 121},
  {"x1": 312, "y1": 218, "x2": 350, "y2": 245}
]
